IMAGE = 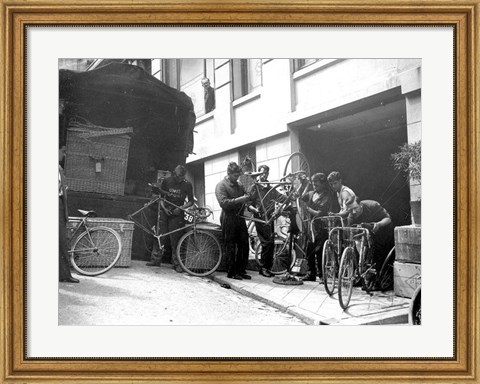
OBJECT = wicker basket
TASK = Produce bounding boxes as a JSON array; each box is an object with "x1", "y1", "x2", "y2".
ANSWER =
[
  {"x1": 67, "y1": 217, "x2": 134, "y2": 267},
  {"x1": 65, "y1": 124, "x2": 132, "y2": 195}
]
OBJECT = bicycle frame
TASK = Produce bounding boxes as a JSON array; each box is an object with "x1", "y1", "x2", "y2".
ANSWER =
[
  {"x1": 67, "y1": 216, "x2": 96, "y2": 251},
  {"x1": 128, "y1": 196, "x2": 211, "y2": 248},
  {"x1": 67, "y1": 213, "x2": 123, "y2": 276},
  {"x1": 240, "y1": 181, "x2": 293, "y2": 226},
  {"x1": 334, "y1": 226, "x2": 373, "y2": 278},
  {"x1": 68, "y1": 217, "x2": 88, "y2": 241},
  {"x1": 242, "y1": 170, "x2": 309, "y2": 227},
  {"x1": 315, "y1": 215, "x2": 344, "y2": 251}
]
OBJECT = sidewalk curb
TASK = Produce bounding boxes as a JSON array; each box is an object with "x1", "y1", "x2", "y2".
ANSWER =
[
  {"x1": 209, "y1": 273, "x2": 409, "y2": 326},
  {"x1": 210, "y1": 274, "x2": 326, "y2": 325}
]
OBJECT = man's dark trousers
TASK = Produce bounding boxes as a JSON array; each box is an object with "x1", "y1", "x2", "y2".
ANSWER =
[
  {"x1": 222, "y1": 214, "x2": 249, "y2": 276},
  {"x1": 59, "y1": 198, "x2": 73, "y2": 280},
  {"x1": 158, "y1": 210, "x2": 185, "y2": 268},
  {"x1": 255, "y1": 220, "x2": 275, "y2": 270}
]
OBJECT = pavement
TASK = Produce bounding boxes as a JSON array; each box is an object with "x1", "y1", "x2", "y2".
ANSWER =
[
  {"x1": 210, "y1": 271, "x2": 411, "y2": 325},
  {"x1": 60, "y1": 260, "x2": 411, "y2": 326},
  {"x1": 59, "y1": 261, "x2": 305, "y2": 325}
]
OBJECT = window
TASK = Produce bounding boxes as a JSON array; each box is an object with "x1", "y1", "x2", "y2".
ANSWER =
[
  {"x1": 151, "y1": 59, "x2": 163, "y2": 81},
  {"x1": 232, "y1": 59, "x2": 262, "y2": 100},
  {"x1": 164, "y1": 59, "x2": 215, "y2": 115},
  {"x1": 293, "y1": 59, "x2": 322, "y2": 72}
]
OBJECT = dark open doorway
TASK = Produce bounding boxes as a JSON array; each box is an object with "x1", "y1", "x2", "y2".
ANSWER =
[{"x1": 298, "y1": 97, "x2": 412, "y2": 228}]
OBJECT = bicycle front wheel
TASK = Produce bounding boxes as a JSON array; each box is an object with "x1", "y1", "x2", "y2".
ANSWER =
[
  {"x1": 176, "y1": 230, "x2": 222, "y2": 276},
  {"x1": 247, "y1": 220, "x2": 258, "y2": 255},
  {"x1": 283, "y1": 152, "x2": 311, "y2": 179},
  {"x1": 70, "y1": 226, "x2": 122, "y2": 276},
  {"x1": 338, "y1": 246, "x2": 356, "y2": 309},
  {"x1": 322, "y1": 239, "x2": 337, "y2": 296}
]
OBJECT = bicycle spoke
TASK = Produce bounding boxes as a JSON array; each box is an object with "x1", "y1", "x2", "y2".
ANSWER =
[
  {"x1": 70, "y1": 227, "x2": 122, "y2": 276},
  {"x1": 177, "y1": 230, "x2": 222, "y2": 276}
]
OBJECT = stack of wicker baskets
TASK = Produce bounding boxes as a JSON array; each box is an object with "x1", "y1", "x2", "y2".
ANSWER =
[{"x1": 65, "y1": 118, "x2": 133, "y2": 195}]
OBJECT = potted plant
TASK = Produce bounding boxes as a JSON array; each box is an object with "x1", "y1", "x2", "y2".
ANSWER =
[{"x1": 391, "y1": 140, "x2": 421, "y2": 226}]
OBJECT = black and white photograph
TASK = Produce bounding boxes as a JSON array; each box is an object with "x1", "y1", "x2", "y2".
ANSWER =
[
  {"x1": 4, "y1": 3, "x2": 471, "y2": 377},
  {"x1": 58, "y1": 57, "x2": 422, "y2": 327}
]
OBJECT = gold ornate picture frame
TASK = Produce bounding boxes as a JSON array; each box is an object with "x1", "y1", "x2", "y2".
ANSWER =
[{"x1": 1, "y1": 0, "x2": 479, "y2": 382}]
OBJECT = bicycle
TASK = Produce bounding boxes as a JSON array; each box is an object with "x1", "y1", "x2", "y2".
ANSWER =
[
  {"x1": 253, "y1": 228, "x2": 291, "y2": 275},
  {"x1": 67, "y1": 209, "x2": 123, "y2": 276},
  {"x1": 337, "y1": 225, "x2": 396, "y2": 309},
  {"x1": 248, "y1": 215, "x2": 289, "y2": 255},
  {"x1": 408, "y1": 285, "x2": 421, "y2": 325},
  {"x1": 242, "y1": 168, "x2": 310, "y2": 273},
  {"x1": 128, "y1": 191, "x2": 222, "y2": 277},
  {"x1": 319, "y1": 215, "x2": 345, "y2": 295}
]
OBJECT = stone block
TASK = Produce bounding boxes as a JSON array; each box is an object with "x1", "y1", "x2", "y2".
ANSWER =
[{"x1": 395, "y1": 225, "x2": 421, "y2": 264}]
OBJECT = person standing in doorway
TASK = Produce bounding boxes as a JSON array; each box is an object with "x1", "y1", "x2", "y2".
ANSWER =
[
  {"x1": 201, "y1": 78, "x2": 215, "y2": 113},
  {"x1": 215, "y1": 162, "x2": 251, "y2": 280},
  {"x1": 59, "y1": 144, "x2": 79, "y2": 283}
]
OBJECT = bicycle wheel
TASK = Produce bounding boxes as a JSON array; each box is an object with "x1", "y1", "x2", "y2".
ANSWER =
[
  {"x1": 322, "y1": 239, "x2": 337, "y2": 296},
  {"x1": 259, "y1": 184, "x2": 289, "y2": 224},
  {"x1": 376, "y1": 247, "x2": 396, "y2": 291},
  {"x1": 408, "y1": 286, "x2": 421, "y2": 325},
  {"x1": 247, "y1": 219, "x2": 258, "y2": 255},
  {"x1": 176, "y1": 229, "x2": 222, "y2": 276},
  {"x1": 283, "y1": 152, "x2": 310, "y2": 179},
  {"x1": 255, "y1": 238, "x2": 292, "y2": 274},
  {"x1": 70, "y1": 226, "x2": 122, "y2": 276},
  {"x1": 338, "y1": 246, "x2": 356, "y2": 309}
]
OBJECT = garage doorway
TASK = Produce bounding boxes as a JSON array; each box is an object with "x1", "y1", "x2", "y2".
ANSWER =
[{"x1": 299, "y1": 98, "x2": 412, "y2": 228}]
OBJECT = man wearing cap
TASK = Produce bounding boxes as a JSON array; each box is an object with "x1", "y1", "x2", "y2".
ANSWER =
[
  {"x1": 215, "y1": 162, "x2": 251, "y2": 280},
  {"x1": 347, "y1": 199, "x2": 394, "y2": 284},
  {"x1": 155, "y1": 165, "x2": 194, "y2": 273},
  {"x1": 300, "y1": 173, "x2": 335, "y2": 281}
]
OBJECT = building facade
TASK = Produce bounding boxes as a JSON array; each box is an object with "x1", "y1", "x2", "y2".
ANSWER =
[{"x1": 85, "y1": 58, "x2": 421, "y2": 228}]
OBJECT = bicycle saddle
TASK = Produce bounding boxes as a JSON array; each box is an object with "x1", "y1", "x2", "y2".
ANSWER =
[{"x1": 77, "y1": 209, "x2": 97, "y2": 218}]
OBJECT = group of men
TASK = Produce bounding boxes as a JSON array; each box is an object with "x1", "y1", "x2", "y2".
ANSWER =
[
  {"x1": 214, "y1": 161, "x2": 394, "y2": 286},
  {"x1": 60, "y1": 148, "x2": 393, "y2": 288}
]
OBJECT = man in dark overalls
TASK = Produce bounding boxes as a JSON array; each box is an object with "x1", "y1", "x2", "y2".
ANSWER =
[{"x1": 215, "y1": 162, "x2": 251, "y2": 280}]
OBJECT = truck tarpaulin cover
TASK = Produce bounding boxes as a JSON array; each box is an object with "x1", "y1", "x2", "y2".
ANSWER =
[{"x1": 59, "y1": 63, "x2": 196, "y2": 194}]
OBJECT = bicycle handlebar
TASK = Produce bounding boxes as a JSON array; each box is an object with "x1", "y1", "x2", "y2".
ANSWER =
[
  {"x1": 147, "y1": 183, "x2": 213, "y2": 220},
  {"x1": 192, "y1": 206, "x2": 213, "y2": 220}
]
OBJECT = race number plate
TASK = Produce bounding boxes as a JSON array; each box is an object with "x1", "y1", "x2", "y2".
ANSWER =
[{"x1": 184, "y1": 211, "x2": 195, "y2": 223}]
